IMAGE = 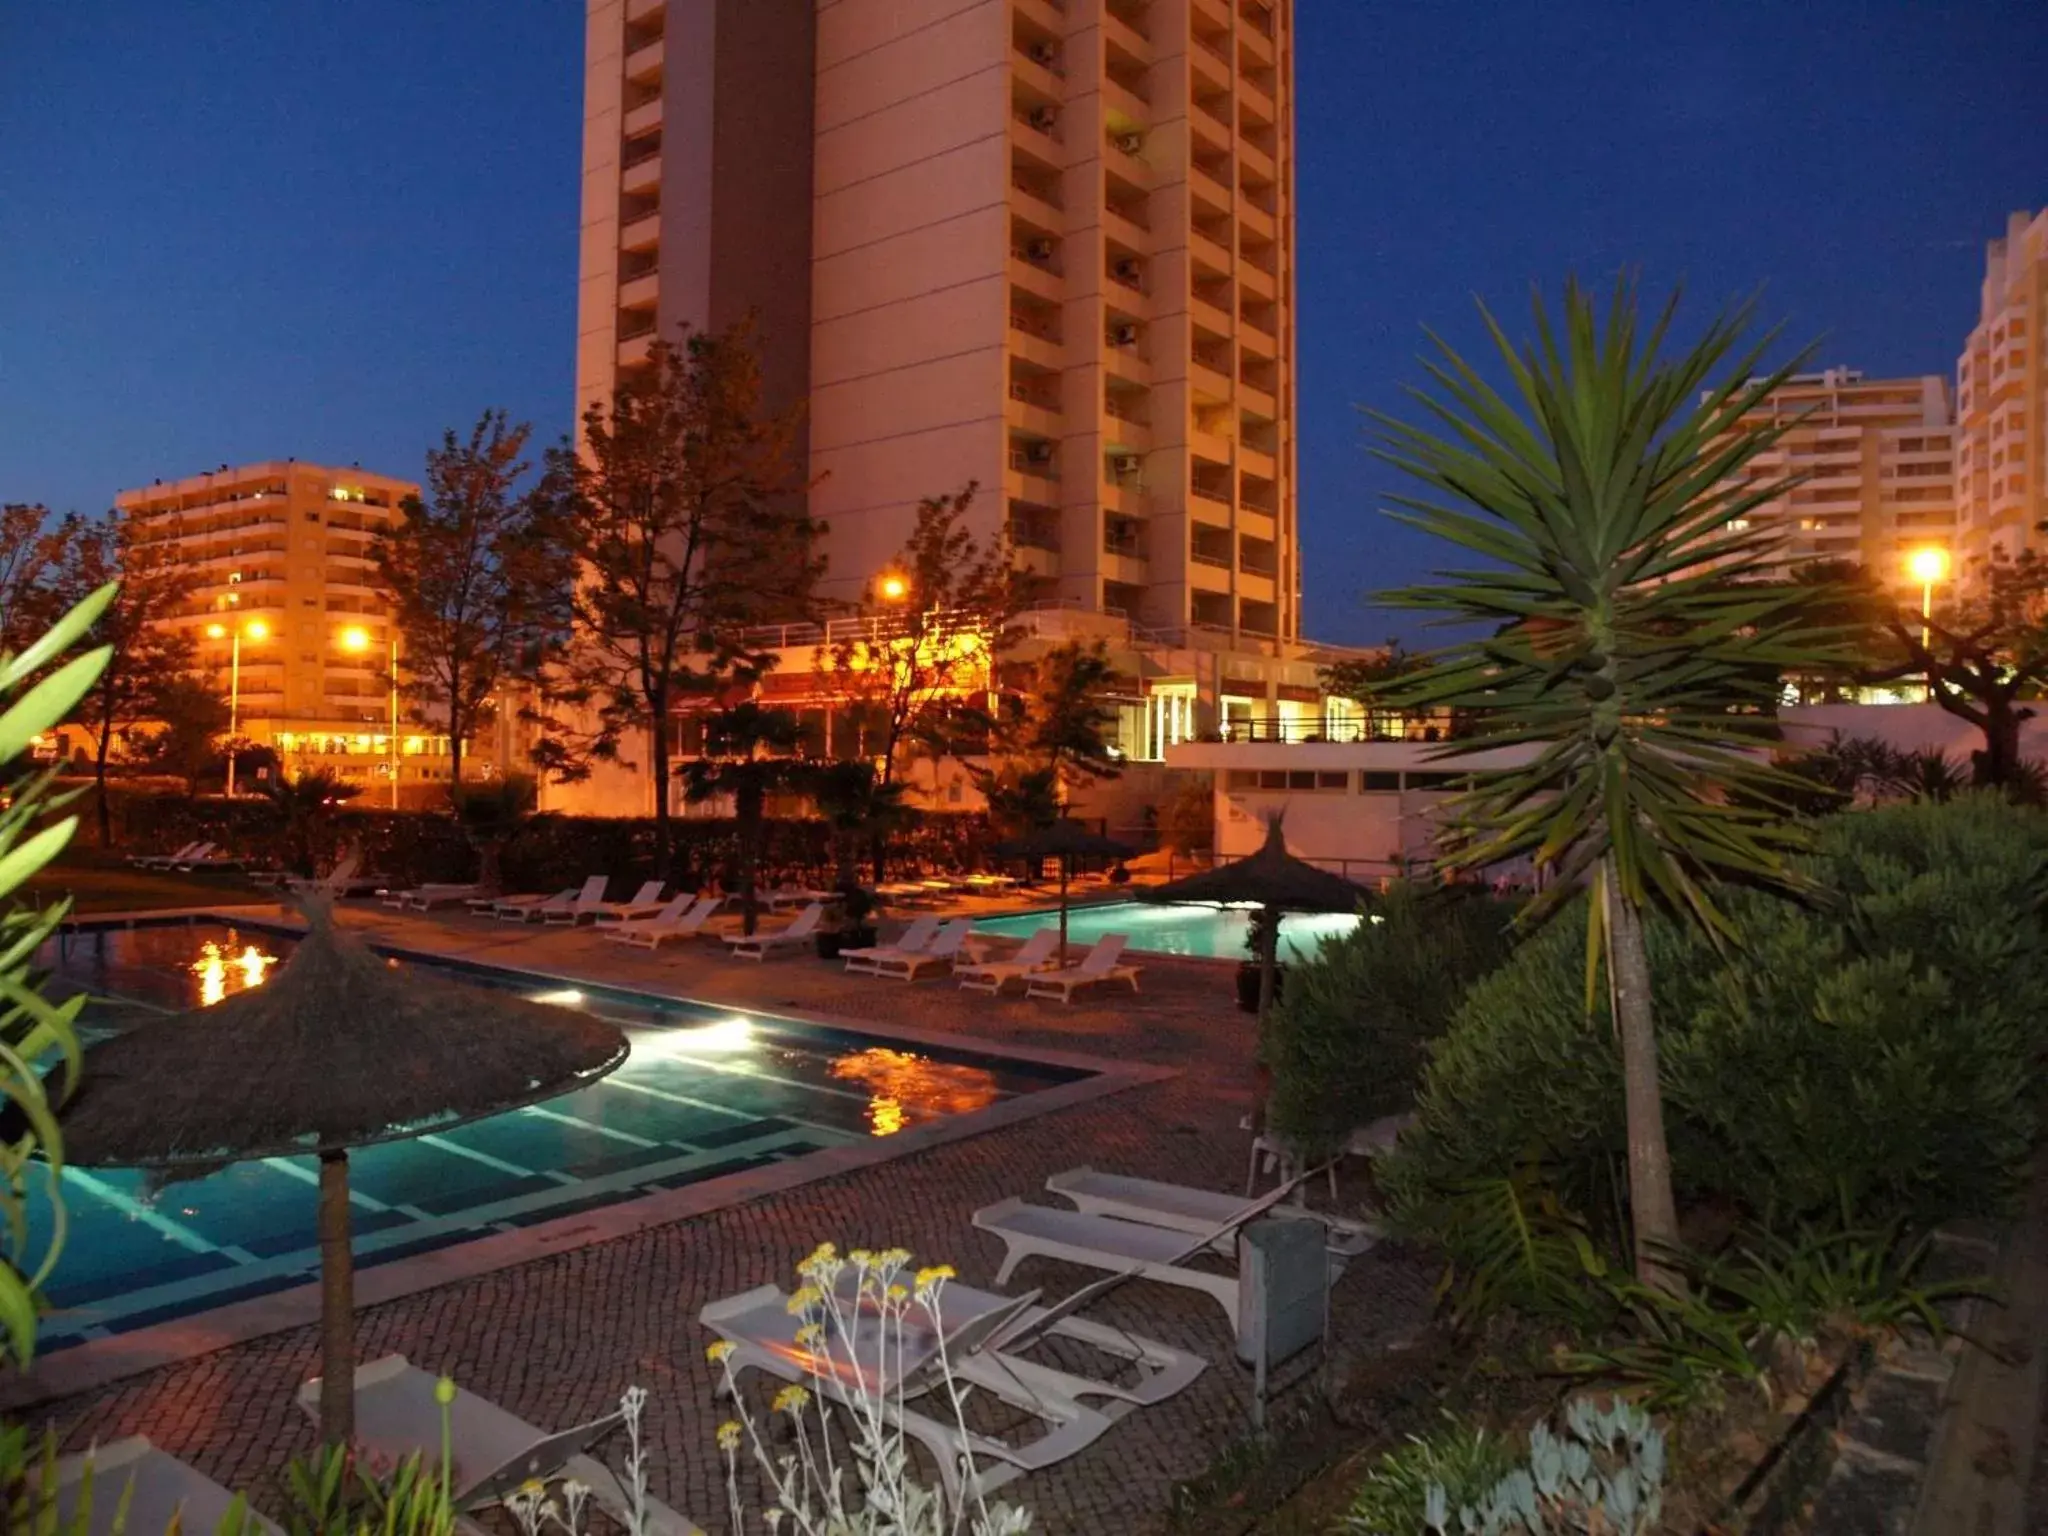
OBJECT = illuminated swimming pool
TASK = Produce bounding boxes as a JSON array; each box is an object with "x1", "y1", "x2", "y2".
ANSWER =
[
  {"x1": 974, "y1": 900, "x2": 1363, "y2": 964},
  {"x1": 30, "y1": 922, "x2": 1084, "y2": 1346}
]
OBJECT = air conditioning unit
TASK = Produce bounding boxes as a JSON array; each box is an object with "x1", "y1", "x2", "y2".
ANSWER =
[
  {"x1": 1112, "y1": 258, "x2": 1141, "y2": 281},
  {"x1": 1025, "y1": 441, "x2": 1054, "y2": 465},
  {"x1": 1027, "y1": 237, "x2": 1055, "y2": 260},
  {"x1": 1029, "y1": 105, "x2": 1058, "y2": 130},
  {"x1": 1010, "y1": 382, "x2": 1030, "y2": 401},
  {"x1": 1027, "y1": 40, "x2": 1057, "y2": 65},
  {"x1": 1112, "y1": 454, "x2": 1142, "y2": 478},
  {"x1": 1114, "y1": 133, "x2": 1144, "y2": 154},
  {"x1": 1112, "y1": 323, "x2": 1140, "y2": 345}
]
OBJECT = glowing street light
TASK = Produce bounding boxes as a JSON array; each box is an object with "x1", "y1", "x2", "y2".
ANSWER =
[
  {"x1": 1906, "y1": 546, "x2": 1949, "y2": 651},
  {"x1": 337, "y1": 624, "x2": 399, "y2": 808},
  {"x1": 878, "y1": 574, "x2": 908, "y2": 602},
  {"x1": 207, "y1": 618, "x2": 269, "y2": 796}
]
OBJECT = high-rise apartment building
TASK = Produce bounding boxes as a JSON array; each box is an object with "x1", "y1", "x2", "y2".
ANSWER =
[
  {"x1": 576, "y1": 0, "x2": 1304, "y2": 650},
  {"x1": 1956, "y1": 209, "x2": 2047, "y2": 568},
  {"x1": 115, "y1": 461, "x2": 490, "y2": 798},
  {"x1": 1713, "y1": 369, "x2": 1956, "y2": 591}
]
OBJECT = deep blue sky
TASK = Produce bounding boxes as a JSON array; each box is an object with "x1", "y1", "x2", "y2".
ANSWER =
[{"x1": 3, "y1": 3, "x2": 2044, "y2": 645}]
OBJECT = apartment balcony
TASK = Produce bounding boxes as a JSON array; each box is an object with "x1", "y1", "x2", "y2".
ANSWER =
[
  {"x1": 1102, "y1": 480, "x2": 1150, "y2": 517},
  {"x1": 1191, "y1": 294, "x2": 1234, "y2": 338},
  {"x1": 1004, "y1": 464, "x2": 1062, "y2": 507},
  {"x1": 1235, "y1": 568, "x2": 1278, "y2": 604},
  {"x1": 1103, "y1": 408, "x2": 1153, "y2": 453},
  {"x1": 1190, "y1": 359, "x2": 1234, "y2": 404},
  {"x1": 1191, "y1": 163, "x2": 1233, "y2": 216},
  {"x1": 1009, "y1": 177, "x2": 1064, "y2": 231},
  {"x1": 1008, "y1": 309, "x2": 1065, "y2": 369},
  {"x1": 1238, "y1": 201, "x2": 1277, "y2": 240},
  {"x1": 1014, "y1": 0, "x2": 1065, "y2": 36},
  {"x1": 1189, "y1": 555, "x2": 1234, "y2": 593},
  {"x1": 1103, "y1": 77, "x2": 1153, "y2": 137},
  {"x1": 1011, "y1": 103, "x2": 1063, "y2": 154},
  {"x1": 1238, "y1": 136, "x2": 1276, "y2": 184},
  {"x1": 621, "y1": 154, "x2": 661, "y2": 198},
  {"x1": 1005, "y1": 392, "x2": 1064, "y2": 440},
  {"x1": 620, "y1": 213, "x2": 661, "y2": 252},
  {"x1": 625, "y1": 37, "x2": 663, "y2": 84},
  {"x1": 1238, "y1": 379, "x2": 1277, "y2": 418},
  {"x1": 1102, "y1": 549, "x2": 1150, "y2": 585},
  {"x1": 1014, "y1": 544, "x2": 1061, "y2": 579},
  {"x1": 618, "y1": 332, "x2": 654, "y2": 368},
  {"x1": 619, "y1": 271, "x2": 660, "y2": 311},
  {"x1": 1236, "y1": 504, "x2": 1278, "y2": 543},
  {"x1": 1238, "y1": 261, "x2": 1276, "y2": 301},
  {"x1": 1237, "y1": 442, "x2": 1277, "y2": 480},
  {"x1": 1238, "y1": 76, "x2": 1278, "y2": 131},
  {"x1": 1103, "y1": 8, "x2": 1152, "y2": 63},
  {"x1": 1239, "y1": 320, "x2": 1278, "y2": 358},
  {"x1": 1009, "y1": 248, "x2": 1063, "y2": 304},
  {"x1": 1191, "y1": 227, "x2": 1235, "y2": 277},
  {"x1": 1191, "y1": 425, "x2": 1233, "y2": 464},
  {"x1": 1104, "y1": 341, "x2": 1150, "y2": 383},
  {"x1": 1190, "y1": 34, "x2": 1233, "y2": 94},
  {"x1": 623, "y1": 97, "x2": 663, "y2": 138},
  {"x1": 1012, "y1": 41, "x2": 1065, "y2": 97}
]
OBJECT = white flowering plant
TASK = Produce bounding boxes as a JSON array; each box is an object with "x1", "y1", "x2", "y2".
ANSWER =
[{"x1": 708, "y1": 1243, "x2": 1033, "y2": 1536}]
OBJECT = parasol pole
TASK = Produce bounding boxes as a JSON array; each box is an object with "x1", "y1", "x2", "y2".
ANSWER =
[
  {"x1": 317, "y1": 1148, "x2": 356, "y2": 1445},
  {"x1": 1058, "y1": 853, "x2": 1071, "y2": 966}
]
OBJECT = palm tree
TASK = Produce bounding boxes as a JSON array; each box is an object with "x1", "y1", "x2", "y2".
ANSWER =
[
  {"x1": 452, "y1": 772, "x2": 538, "y2": 893},
  {"x1": 258, "y1": 769, "x2": 362, "y2": 878},
  {"x1": 1376, "y1": 279, "x2": 1841, "y2": 1289},
  {"x1": 682, "y1": 702, "x2": 805, "y2": 935},
  {"x1": 808, "y1": 758, "x2": 911, "y2": 892}
]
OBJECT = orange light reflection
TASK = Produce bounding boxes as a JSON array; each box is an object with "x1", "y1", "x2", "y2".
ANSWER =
[{"x1": 827, "y1": 1048, "x2": 1000, "y2": 1137}]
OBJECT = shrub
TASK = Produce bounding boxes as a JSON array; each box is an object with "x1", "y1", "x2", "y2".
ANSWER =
[
  {"x1": 1261, "y1": 883, "x2": 1516, "y2": 1157},
  {"x1": 1383, "y1": 795, "x2": 2048, "y2": 1299},
  {"x1": 1336, "y1": 1416, "x2": 1519, "y2": 1536}
]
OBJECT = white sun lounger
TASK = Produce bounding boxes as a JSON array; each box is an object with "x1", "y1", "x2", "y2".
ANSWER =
[
  {"x1": 864, "y1": 919, "x2": 975, "y2": 981},
  {"x1": 955, "y1": 928, "x2": 1062, "y2": 994},
  {"x1": 1022, "y1": 933, "x2": 1141, "y2": 1002},
  {"x1": 841, "y1": 914, "x2": 942, "y2": 973},
  {"x1": 604, "y1": 893, "x2": 720, "y2": 949},
  {"x1": 174, "y1": 848, "x2": 247, "y2": 872},
  {"x1": 382, "y1": 882, "x2": 482, "y2": 910},
  {"x1": 701, "y1": 1280, "x2": 1130, "y2": 1501},
  {"x1": 299, "y1": 1355, "x2": 702, "y2": 1536},
  {"x1": 1047, "y1": 1166, "x2": 1382, "y2": 1256},
  {"x1": 588, "y1": 880, "x2": 668, "y2": 923},
  {"x1": 52, "y1": 1437, "x2": 279, "y2": 1536},
  {"x1": 129, "y1": 841, "x2": 209, "y2": 870},
  {"x1": 973, "y1": 1177, "x2": 1323, "y2": 1339},
  {"x1": 488, "y1": 886, "x2": 576, "y2": 921},
  {"x1": 723, "y1": 901, "x2": 822, "y2": 960},
  {"x1": 541, "y1": 875, "x2": 614, "y2": 925}
]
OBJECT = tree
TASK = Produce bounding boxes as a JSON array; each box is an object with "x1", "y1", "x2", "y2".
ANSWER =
[
  {"x1": 45, "y1": 513, "x2": 199, "y2": 844},
  {"x1": 258, "y1": 769, "x2": 361, "y2": 878},
  {"x1": 681, "y1": 702, "x2": 807, "y2": 935},
  {"x1": 374, "y1": 412, "x2": 567, "y2": 799},
  {"x1": 0, "y1": 504, "x2": 68, "y2": 659},
  {"x1": 452, "y1": 773, "x2": 538, "y2": 893},
  {"x1": 969, "y1": 640, "x2": 1125, "y2": 803},
  {"x1": 1376, "y1": 279, "x2": 1842, "y2": 1290},
  {"x1": 131, "y1": 675, "x2": 231, "y2": 793},
  {"x1": 1860, "y1": 548, "x2": 2048, "y2": 787},
  {"x1": 535, "y1": 324, "x2": 819, "y2": 866},
  {"x1": 822, "y1": 483, "x2": 1017, "y2": 787},
  {"x1": 1318, "y1": 641, "x2": 1417, "y2": 708},
  {"x1": 807, "y1": 757, "x2": 913, "y2": 892}
]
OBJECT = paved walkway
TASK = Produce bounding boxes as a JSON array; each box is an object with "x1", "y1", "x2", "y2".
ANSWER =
[{"x1": 32, "y1": 905, "x2": 1432, "y2": 1534}]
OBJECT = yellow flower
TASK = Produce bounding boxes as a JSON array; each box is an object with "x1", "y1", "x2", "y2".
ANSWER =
[
  {"x1": 914, "y1": 1265, "x2": 955, "y2": 1291},
  {"x1": 519, "y1": 1478, "x2": 547, "y2": 1497},
  {"x1": 801, "y1": 1242, "x2": 838, "y2": 1270},
  {"x1": 786, "y1": 1285, "x2": 823, "y2": 1315},
  {"x1": 879, "y1": 1247, "x2": 913, "y2": 1269},
  {"x1": 772, "y1": 1383, "x2": 812, "y2": 1415},
  {"x1": 886, "y1": 1284, "x2": 909, "y2": 1302},
  {"x1": 794, "y1": 1323, "x2": 824, "y2": 1348},
  {"x1": 433, "y1": 1376, "x2": 457, "y2": 1407},
  {"x1": 716, "y1": 1420, "x2": 743, "y2": 1453},
  {"x1": 848, "y1": 1248, "x2": 876, "y2": 1267},
  {"x1": 706, "y1": 1340, "x2": 737, "y2": 1364}
]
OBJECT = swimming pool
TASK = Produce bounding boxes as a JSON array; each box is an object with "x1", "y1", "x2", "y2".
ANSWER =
[
  {"x1": 974, "y1": 901, "x2": 1363, "y2": 963},
  {"x1": 30, "y1": 922, "x2": 1084, "y2": 1346}
]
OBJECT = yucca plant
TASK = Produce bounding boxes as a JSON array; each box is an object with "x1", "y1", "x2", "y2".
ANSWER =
[{"x1": 1375, "y1": 278, "x2": 1844, "y2": 1289}]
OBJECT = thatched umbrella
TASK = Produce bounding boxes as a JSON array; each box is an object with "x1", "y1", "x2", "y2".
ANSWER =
[
  {"x1": 993, "y1": 818, "x2": 1134, "y2": 963},
  {"x1": 1143, "y1": 813, "x2": 1369, "y2": 1027},
  {"x1": 55, "y1": 901, "x2": 628, "y2": 1443}
]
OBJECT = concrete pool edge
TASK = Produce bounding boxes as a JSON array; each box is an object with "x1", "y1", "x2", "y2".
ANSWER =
[{"x1": 8, "y1": 914, "x2": 1178, "y2": 1411}]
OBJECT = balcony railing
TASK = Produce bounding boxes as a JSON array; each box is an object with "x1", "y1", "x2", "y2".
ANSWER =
[{"x1": 1215, "y1": 712, "x2": 1452, "y2": 745}]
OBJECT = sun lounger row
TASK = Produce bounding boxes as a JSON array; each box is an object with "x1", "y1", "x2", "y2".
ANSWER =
[{"x1": 842, "y1": 923, "x2": 1142, "y2": 1000}]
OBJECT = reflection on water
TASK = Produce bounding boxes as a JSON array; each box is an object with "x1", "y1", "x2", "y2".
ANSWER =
[
  {"x1": 189, "y1": 936, "x2": 279, "y2": 1007},
  {"x1": 828, "y1": 1047, "x2": 1001, "y2": 1137}
]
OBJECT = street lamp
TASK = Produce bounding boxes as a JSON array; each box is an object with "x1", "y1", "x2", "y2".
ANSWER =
[
  {"x1": 338, "y1": 625, "x2": 400, "y2": 810},
  {"x1": 207, "y1": 618, "x2": 269, "y2": 797},
  {"x1": 878, "y1": 573, "x2": 908, "y2": 602},
  {"x1": 1906, "y1": 546, "x2": 1949, "y2": 650}
]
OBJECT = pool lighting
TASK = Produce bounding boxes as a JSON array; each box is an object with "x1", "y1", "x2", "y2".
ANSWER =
[
  {"x1": 530, "y1": 988, "x2": 586, "y2": 1007},
  {"x1": 656, "y1": 1015, "x2": 757, "y2": 1055}
]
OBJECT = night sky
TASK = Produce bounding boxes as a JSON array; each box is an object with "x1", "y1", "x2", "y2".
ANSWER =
[{"x1": 4, "y1": 2, "x2": 2044, "y2": 645}]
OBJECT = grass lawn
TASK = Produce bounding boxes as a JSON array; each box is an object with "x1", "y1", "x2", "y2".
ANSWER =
[{"x1": 24, "y1": 847, "x2": 268, "y2": 915}]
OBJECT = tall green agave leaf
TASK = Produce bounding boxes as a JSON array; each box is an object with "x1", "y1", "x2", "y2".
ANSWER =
[
  {"x1": 1372, "y1": 280, "x2": 1848, "y2": 953},
  {"x1": 0, "y1": 584, "x2": 118, "y2": 1369}
]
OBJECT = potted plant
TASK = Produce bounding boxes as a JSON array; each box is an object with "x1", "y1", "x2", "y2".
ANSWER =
[{"x1": 1236, "y1": 905, "x2": 1285, "y2": 1013}]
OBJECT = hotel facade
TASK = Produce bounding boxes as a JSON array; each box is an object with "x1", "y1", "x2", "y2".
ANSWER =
[
  {"x1": 1956, "y1": 208, "x2": 2047, "y2": 570},
  {"x1": 571, "y1": 0, "x2": 1355, "y2": 820},
  {"x1": 114, "y1": 460, "x2": 502, "y2": 800}
]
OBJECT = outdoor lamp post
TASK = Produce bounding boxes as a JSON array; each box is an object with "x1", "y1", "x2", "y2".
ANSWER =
[
  {"x1": 1906, "y1": 545, "x2": 1949, "y2": 652},
  {"x1": 338, "y1": 625, "x2": 400, "y2": 809},
  {"x1": 207, "y1": 617, "x2": 268, "y2": 796}
]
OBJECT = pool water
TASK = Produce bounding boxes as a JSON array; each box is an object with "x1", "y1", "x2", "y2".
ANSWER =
[
  {"x1": 30, "y1": 922, "x2": 1081, "y2": 1346},
  {"x1": 975, "y1": 901, "x2": 1363, "y2": 964}
]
